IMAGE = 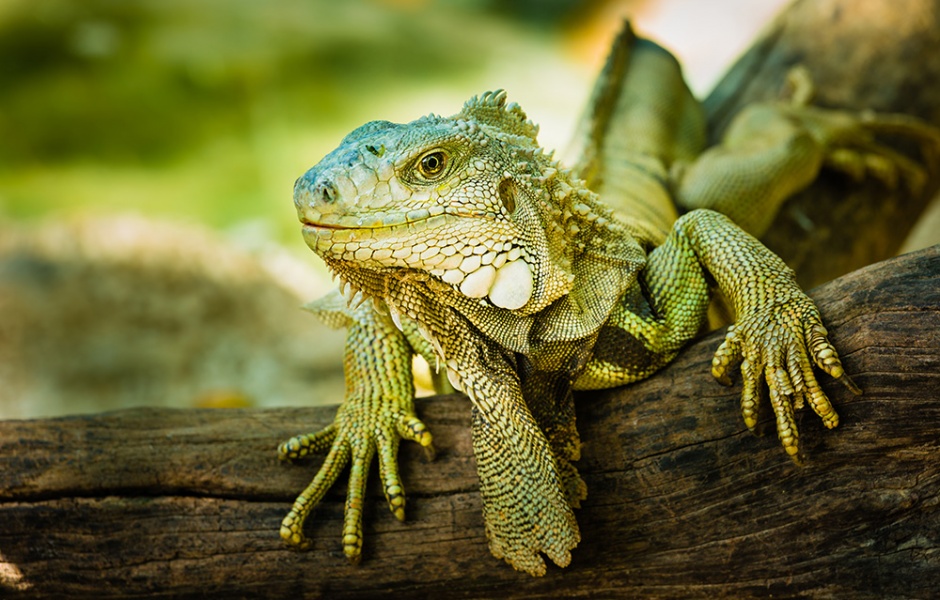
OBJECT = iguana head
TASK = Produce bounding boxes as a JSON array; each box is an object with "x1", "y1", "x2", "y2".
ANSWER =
[
  {"x1": 294, "y1": 90, "x2": 603, "y2": 315},
  {"x1": 296, "y1": 91, "x2": 647, "y2": 350}
]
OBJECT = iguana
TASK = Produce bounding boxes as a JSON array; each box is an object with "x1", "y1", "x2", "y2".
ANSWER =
[{"x1": 277, "y1": 23, "x2": 939, "y2": 576}]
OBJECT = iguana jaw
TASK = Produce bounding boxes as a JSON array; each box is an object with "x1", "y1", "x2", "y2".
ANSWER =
[{"x1": 299, "y1": 213, "x2": 536, "y2": 311}]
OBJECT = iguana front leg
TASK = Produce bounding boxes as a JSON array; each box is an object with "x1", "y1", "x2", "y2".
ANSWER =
[
  {"x1": 579, "y1": 209, "x2": 859, "y2": 461},
  {"x1": 445, "y1": 331, "x2": 579, "y2": 577},
  {"x1": 666, "y1": 210, "x2": 860, "y2": 459},
  {"x1": 278, "y1": 296, "x2": 434, "y2": 561}
]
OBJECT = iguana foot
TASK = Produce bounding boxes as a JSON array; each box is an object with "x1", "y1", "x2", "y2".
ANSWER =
[
  {"x1": 470, "y1": 406, "x2": 580, "y2": 577},
  {"x1": 823, "y1": 121, "x2": 937, "y2": 195},
  {"x1": 482, "y1": 482, "x2": 581, "y2": 577},
  {"x1": 710, "y1": 299, "x2": 861, "y2": 463},
  {"x1": 783, "y1": 65, "x2": 940, "y2": 193},
  {"x1": 799, "y1": 106, "x2": 940, "y2": 195},
  {"x1": 278, "y1": 411, "x2": 434, "y2": 561}
]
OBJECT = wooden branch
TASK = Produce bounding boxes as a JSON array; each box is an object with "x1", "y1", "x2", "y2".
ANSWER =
[
  {"x1": 705, "y1": 0, "x2": 940, "y2": 289},
  {"x1": 1, "y1": 245, "x2": 938, "y2": 599}
]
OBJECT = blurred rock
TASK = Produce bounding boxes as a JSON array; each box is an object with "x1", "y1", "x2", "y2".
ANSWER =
[{"x1": 0, "y1": 215, "x2": 346, "y2": 418}]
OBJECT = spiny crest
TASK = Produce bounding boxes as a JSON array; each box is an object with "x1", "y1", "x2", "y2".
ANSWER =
[{"x1": 457, "y1": 90, "x2": 540, "y2": 144}]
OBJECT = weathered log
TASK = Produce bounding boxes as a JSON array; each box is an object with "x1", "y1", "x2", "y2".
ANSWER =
[{"x1": 1, "y1": 245, "x2": 937, "y2": 599}]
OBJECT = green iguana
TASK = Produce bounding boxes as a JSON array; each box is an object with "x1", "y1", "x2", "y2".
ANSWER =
[{"x1": 277, "y1": 23, "x2": 939, "y2": 576}]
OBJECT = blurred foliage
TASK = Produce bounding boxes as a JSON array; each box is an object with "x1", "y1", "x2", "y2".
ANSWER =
[
  {"x1": 0, "y1": 0, "x2": 593, "y2": 241},
  {"x1": 0, "y1": 0, "x2": 578, "y2": 164}
]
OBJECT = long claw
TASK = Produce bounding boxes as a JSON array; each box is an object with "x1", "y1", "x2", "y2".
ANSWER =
[
  {"x1": 786, "y1": 348, "x2": 806, "y2": 410},
  {"x1": 280, "y1": 443, "x2": 349, "y2": 549},
  {"x1": 739, "y1": 358, "x2": 762, "y2": 432},
  {"x1": 278, "y1": 424, "x2": 337, "y2": 461},
  {"x1": 766, "y1": 382, "x2": 801, "y2": 464},
  {"x1": 377, "y1": 433, "x2": 407, "y2": 522},
  {"x1": 396, "y1": 415, "x2": 434, "y2": 448},
  {"x1": 396, "y1": 414, "x2": 436, "y2": 461},
  {"x1": 343, "y1": 448, "x2": 374, "y2": 563},
  {"x1": 837, "y1": 371, "x2": 862, "y2": 396},
  {"x1": 805, "y1": 321, "x2": 862, "y2": 397},
  {"x1": 712, "y1": 325, "x2": 743, "y2": 386}
]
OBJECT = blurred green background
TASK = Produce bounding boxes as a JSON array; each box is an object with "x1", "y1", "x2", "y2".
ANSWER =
[
  {"x1": 0, "y1": 0, "x2": 585, "y2": 250},
  {"x1": 0, "y1": 0, "x2": 787, "y2": 254}
]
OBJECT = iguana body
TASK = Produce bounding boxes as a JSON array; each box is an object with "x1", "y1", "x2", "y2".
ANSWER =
[{"x1": 278, "y1": 24, "x2": 937, "y2": 576}]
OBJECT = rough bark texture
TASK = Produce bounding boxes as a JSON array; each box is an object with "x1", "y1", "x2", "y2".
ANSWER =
[
  {"x1": 705, "y1": 0, "x2": 940, "y2": 288},
  {"x1": 1, "y1": 247, "x2": 938, "y2": 599}
]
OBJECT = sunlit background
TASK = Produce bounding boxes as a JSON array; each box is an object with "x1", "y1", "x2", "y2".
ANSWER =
[
  {"x1": 1, "y1": 0, "x2": 804, "y2": 418},
  {"x1": 0, "y1": 0, "x2": 788, "y2": 251}
]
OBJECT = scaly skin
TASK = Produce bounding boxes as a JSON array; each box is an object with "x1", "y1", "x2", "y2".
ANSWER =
[
  {"x1": 278, "y1": 23, "x2": 938, "y2": 576},
  {"x1": 278, "y1": 297, "x2": 434, "y2": 560}
]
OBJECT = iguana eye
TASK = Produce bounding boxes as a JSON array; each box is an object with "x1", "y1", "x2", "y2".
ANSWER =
[{"x1": 417, "y1": 151, "x2": 447, "y2": 179}]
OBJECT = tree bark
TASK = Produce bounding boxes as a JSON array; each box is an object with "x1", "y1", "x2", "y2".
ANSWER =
[{"x1": 1, "y1": 246, "x2": 938, "y2": 600}]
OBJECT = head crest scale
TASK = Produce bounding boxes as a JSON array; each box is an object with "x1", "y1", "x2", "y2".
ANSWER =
[{"x1": 456, "y1": 90, "x2": 540, "y2": 143}]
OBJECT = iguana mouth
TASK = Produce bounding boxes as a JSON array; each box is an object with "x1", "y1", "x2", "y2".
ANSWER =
[
  {"x1": 300, "y1": 217, "x2": 425, "y2": 232},
  {"x1": 299, "y1": 205, "x2": 495, "y2": 232},
  {"x1": 300, "y1": 221, "x2": 345, "y2": 230},
  {"x1": 300, "y1": 216, "x2": 437, "y2": 246}
]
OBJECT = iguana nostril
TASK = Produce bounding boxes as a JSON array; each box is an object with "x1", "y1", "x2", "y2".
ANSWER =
[{"x1": 315, "y1": 180, "x2": 338, "y2": 205}]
